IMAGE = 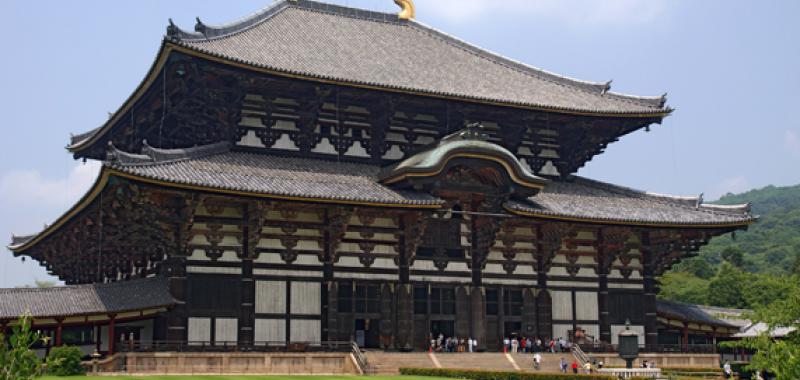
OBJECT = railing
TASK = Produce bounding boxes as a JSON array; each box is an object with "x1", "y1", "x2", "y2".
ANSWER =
[
  {"x1": 350, "y1": 341, "x2": 368, "y2": 373},
  {"x1": 577, "y1": 342, "x2": 717, "y2": 354},
  {"x1": 117, "y1": 340, "x2": 353, "y2": 353},
  {"x1": 572, "y1": 344, "x2": 591, "y2": 366}
]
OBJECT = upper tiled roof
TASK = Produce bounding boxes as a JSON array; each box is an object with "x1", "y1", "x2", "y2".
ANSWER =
[
  {"x1": 509, "y1": 177, "x2": 755, "y2": 226},
  {"x1": 106, "y1": 145, "x2": 442, "y2": 207},
  {"x1": 168, "y1": 0, "x2": 668, "y2": 116},
  {"x1": 0, "y1": 278, "x2": 174, "y2": 320}
]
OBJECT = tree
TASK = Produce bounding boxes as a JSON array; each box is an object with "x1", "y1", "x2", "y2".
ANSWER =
[
  {"x1": 46, "y1": 346, "x2": 84, "y2": 376},
  {"x1": 706, "y1": 262, "x2": 748, "y2": 308},
  {"x1": 0, "y1": 314, "x2": 43, "y2": 380},
  {"x1": 657, "y1": 272, "x2": 710, "y2": 304},
  {"x1": 722, "y1": 276, "x2": 800, "y2": 380},
  {"x1": 672, "y1": 257, "x2": 715, "y2": 279},
  {"x1": 720, "y1": 246, "x2": 745, "y2": 268}
]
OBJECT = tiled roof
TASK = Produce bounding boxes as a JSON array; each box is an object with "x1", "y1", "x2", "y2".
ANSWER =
[
  {"x1": 168, "y1": 0, "x2": 668, "y2": 116},
  {"x1": 107, "y1": 147, "x2": 442, "y2": 207},
  {"x1": 657, "y1": 300, "x2": 738, "y2": 329},
  {"x1": 508, "y1": 177, "x2": 755, "y2": 226},
  {"x1": 0, "y1": 278, "x2": 174, "y2": 320}
]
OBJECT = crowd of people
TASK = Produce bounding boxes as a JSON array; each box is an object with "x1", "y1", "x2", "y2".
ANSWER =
[
  {"x1": 502, "y1": 336, "x2": 574, "y2": 353},
  {"x1": 429, "y1": 334, "x2": 478, "y2": 352}
]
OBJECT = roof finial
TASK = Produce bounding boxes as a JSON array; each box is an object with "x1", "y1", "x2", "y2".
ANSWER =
[{"x1": 394, "y1": 0, "x2": 415, "y2": 20}]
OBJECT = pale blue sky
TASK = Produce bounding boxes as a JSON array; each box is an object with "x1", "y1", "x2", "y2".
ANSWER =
[{"x1": 1, "y1": 0, "x2": 798, "y2": 287}]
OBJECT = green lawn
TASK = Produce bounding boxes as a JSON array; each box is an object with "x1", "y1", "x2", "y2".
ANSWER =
[{"x1": 40, "y1": 376, "x2": 445, "y2": 380}]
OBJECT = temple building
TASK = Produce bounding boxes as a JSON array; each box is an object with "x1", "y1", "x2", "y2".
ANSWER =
[{"x1": 4, "y1": 0, "x2": 755, "y2": 356}]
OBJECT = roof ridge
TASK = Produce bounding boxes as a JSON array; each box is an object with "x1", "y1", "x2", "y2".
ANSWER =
[
  {"x1": 571, "y1": 176, "x2": 752, "y2": 215},
  {"x1": 169, "y1": 0, "x2": 404, "y2": 42},
  {"x1": 105, "y1": 141, "x2": 232, "y2": 167}
]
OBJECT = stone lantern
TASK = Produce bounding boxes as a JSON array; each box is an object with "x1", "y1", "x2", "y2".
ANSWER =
[{"x1": 618, "y1": 319, "x2": 639, "y2": 369}]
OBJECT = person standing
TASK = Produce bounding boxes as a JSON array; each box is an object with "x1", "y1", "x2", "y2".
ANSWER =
[
  {"x1": 559, "y1": 357, "x2": 567, "y2": 373},
  {"x1": 723, "y1": 360, "x2": 732, "y2": 379},
  {"x1": 511, "y1": 337, "x2": 519, "y2": 353},
  {"x1": 503, "y1": 337, "x2": 510, "y2": 352},
  {"x1": 533, "y1": 352, "x2": 542, "y2": 370},
  {"x1": 468, "y1": 337, "x2": 474, "y2": 352},
  {"x1": 571, "y1": 360, "x2": 578, "y2": 374}
]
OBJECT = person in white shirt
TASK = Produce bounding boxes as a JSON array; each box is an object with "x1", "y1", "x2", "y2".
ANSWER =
[
  {"x1": 533, "y1": 353, "x2": 542, "y2": 370},
  {"x1": 723, "y1": 361, "x2": 732, "y2": 379},
  {"x1": 468, "y1": 337, "x2": 474, "y2": 352},
  {"x1": 503, "y1": 337, "x2": 510, "y2": 351}
]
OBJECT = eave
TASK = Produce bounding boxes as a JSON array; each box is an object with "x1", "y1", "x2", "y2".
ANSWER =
[
  {"x1": 504, "y1": 204, "x2": 757, "y2": 230},
  {"x1": 8, "y1": 166, "x2": 444, "y2": 254}
]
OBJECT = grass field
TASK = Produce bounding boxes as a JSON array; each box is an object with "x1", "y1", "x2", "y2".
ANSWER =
[{"x1": 39, "y1": 376, "x2": 446, "y2": 380}]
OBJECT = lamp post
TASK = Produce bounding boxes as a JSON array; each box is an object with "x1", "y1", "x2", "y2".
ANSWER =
[
  {"x1": 91, "y1": 349, "x2": 102, "y2": 374},
  {"x1": 617, "y1": 319, "x2": 639, "y2": 369}
]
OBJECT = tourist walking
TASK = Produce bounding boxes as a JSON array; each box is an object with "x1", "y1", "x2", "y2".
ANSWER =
[{"x1": 559, "y1": 357, "x2": 568, "y2": 373}]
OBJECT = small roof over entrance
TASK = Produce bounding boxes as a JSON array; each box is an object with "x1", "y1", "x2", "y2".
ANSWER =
[{"x1": 379, "y1": 123, "x2": 548, "y2": 198}]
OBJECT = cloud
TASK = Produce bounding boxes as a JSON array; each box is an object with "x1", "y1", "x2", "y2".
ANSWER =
[
  {"x1": 417, "y1": 0, "x2": 671, "y2": 26},
  {"x1": 708, "y1": 175, "x2": 751, "y2": 201},
  {"x1": 786, "y1": 130, "x2": 800, "y2": 157},
  {"x1": 0, "y1": 161, "x2": 100, "y2": 207}
]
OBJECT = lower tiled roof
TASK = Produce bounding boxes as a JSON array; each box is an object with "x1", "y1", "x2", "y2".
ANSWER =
[
  {"x1": 508, "y1": 177, "x2": 755, "y2": 226},
  {"x1": 657, "y1": 300, "x2": 738, "y2": 328},
  {"x1": 108, "y1": 151, "x2": 442, "y2": 207},
  {"x1": 0, "y1": 278, "x2": 174, "y2": 320}
]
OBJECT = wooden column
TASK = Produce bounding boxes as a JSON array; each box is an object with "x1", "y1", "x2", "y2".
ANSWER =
[
  {"x1": 681, "y1": 323, "x2": 689, "y2": 352},
  {"x1": 597, "y1": 229, "x2": 611, "y2": 343},
  {"x1": 107, "y1": 315, "x2": 116, "y2": 355},
  {"x1": 640, "y1": 231, "x2": 659, "y2": 349},
  {"x1": 55, "y1": 319, "x2": 64, "y2": 346},
  {"x1": 95, "y1": 324, "x2": 101, "y2": 353},
  {"x1": 471, "y1": 286, "x2": 487, "y2": 351}
]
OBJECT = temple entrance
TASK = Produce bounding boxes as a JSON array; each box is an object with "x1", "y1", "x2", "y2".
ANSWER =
[
  {"x1": 430, "y1": 320, "x2": 455, "y2": 339},
  {"x1": 354, "y1": 319, "x2": 380, "y2": 348}
]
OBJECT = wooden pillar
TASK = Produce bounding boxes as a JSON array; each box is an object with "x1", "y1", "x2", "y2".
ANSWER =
[
  {"x1": 640, "y1": 232, "x2": 659, "y2": 349},
  {"x1": 95, "y1": 324, "x2": 102, "y2": 353},
  {"x1": 55, "y1": 319, "x2": 64, "y2": 346},
  {"x1": 108, "y1": 315, "x2": 116, "y2": 355},
  {"x1": 711, "y1": 328, "x2": 717, "y2": 352},
  {"x1": 597, "y1": 229, "x2": 611, "y2": 343},
  {"x1": 681, "y1": 323, "x2": 689, "y2": 352},
  {"x1": 471, "y1": 286, "x2": 487, "y2": 352},
  {"x1": 322, "y1": 208, "x2": 334, "y2": 342}
]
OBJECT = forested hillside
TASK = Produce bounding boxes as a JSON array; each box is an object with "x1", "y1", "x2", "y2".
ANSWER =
[{"x1": 658, "y1": 183, "x2": 800, "y2": 308}]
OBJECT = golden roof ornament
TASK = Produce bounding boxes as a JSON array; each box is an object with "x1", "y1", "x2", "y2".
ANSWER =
[{"x1": 394, "y1": 0, "x2": 415, "y2": 20}]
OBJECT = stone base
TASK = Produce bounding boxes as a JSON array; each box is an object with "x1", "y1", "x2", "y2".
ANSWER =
[
  {"x1": 115, "y1": 352, "x2": 360, "y2": 375},
  {"x1": 588, "y1": 353, "x2": 720, "y2": 368}
]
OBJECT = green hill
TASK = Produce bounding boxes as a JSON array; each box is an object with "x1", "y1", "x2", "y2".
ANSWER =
[
  {"x1": 700, "y1": 184, "x2": 800, "y2": 274},
  {"x1": 659, "y1": 183, "x2": 800, "y2": 307}
]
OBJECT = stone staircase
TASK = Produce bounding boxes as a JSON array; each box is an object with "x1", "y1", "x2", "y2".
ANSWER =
[
  {"x1": 363, "y1": 352, "x2": 437, "y2": 375},
  {"x1": 363, "y1": 351, "x2": 578, "y2": 375}
]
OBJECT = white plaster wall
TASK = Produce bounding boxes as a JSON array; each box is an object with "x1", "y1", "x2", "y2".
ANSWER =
[
  {"x1": 290, "y1": 320, "x2": 321, "y2": 342},
  {"x1": 575, "y1": 291, "x2": 598, "y2": 320},
  {"x1": 290, "y1": 282, "x2": 321, "y2": 315},
  {"x1": 256, "y1": 281, "x2": 286, "y2": 314},
  {"x1": 552, "y1": 324, "x2": 572, "y2": 341},
  {"x1": 188, "y1": 317, "x2": 211, "y2": 344},
  {"x1": 255, "y1": 319, "x2": 286, "y2": 343},
  {"x1": 215, "y1": 318, "x2": 238, "y2": 344},
  {"x1": 551, "y1": 290, "x2": 573, "y2": 320}
]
